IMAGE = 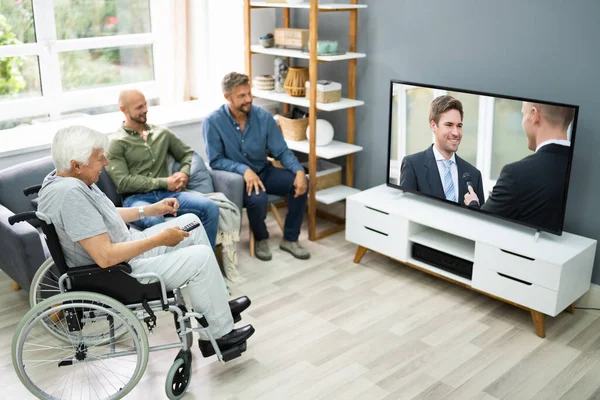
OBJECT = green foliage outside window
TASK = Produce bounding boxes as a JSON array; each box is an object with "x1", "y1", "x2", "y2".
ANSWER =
[{"x1": 0, "y1": 15, "x2": 26, "y2": 96}]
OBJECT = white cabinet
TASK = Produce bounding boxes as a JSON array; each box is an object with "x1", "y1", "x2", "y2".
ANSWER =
[{"x1": 346, "y1": 184, "x2": 597, "y2": 338}]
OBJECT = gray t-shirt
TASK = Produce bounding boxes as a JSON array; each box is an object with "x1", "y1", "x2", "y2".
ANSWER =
[{"x1": 38, "y1": 171, "x2": 132, "y2": 267}]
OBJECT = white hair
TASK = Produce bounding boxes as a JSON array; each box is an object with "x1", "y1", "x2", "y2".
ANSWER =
[{"x1": 52, "y1": 125, "x2": 108, "y2": 173}]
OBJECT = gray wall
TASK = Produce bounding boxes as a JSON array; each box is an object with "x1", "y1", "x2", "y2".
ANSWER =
[{"x1": 290, "y1": 0, "x2": 600, "y2": 283}]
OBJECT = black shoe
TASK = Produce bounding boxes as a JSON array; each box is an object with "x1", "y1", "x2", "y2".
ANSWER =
[
  {"x1": 198, "y1": 324, "x2": 255, "y2": 358},
  {"x1": 230, "y1": 296, "x2": 251, "y2": 323}
]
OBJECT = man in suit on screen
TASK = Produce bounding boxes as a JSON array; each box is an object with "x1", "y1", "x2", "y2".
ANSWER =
[
  {"x1": 399, "y1": 95, "x2": 486, "y2": 206},
  {"x1": 463, "y1": 101, "x2": 574, "y2": 232}
]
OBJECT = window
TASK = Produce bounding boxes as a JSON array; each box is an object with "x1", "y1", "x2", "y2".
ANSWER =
[{"x1": 0, "y1": 0, "x2": 160, "y2": 129}]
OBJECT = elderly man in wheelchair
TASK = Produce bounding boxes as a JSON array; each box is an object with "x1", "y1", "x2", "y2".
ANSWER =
[{"x1": 10, "y1": 125, "x2": 255, "y2": 400}]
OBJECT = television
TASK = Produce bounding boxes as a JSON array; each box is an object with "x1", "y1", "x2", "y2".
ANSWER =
[{"x1": 386, "y1": 79, "x2": 579, "y2": 236}]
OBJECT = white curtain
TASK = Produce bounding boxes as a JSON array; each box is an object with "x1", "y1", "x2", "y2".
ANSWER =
[
  {"x1": 152, "y1": 0, "x2": 274, "y2": 109},
  {"x1": 152, "y1": 0, "x2": 191, "y2": 105}
]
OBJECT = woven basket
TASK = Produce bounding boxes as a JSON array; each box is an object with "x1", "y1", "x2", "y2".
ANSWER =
[
  {"x1": 301, "y1": 159, "x2": 342, "y2": 191},
  {"x1": 284, "y1": 67, "x2": 309, "y2": 97},
  {"x1": 277, "y1": 112, "x2": 308, "y2": 141}
]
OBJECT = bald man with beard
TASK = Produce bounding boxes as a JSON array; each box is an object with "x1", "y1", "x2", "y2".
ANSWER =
[{"x1": 105, "y1": 90, "x2": 220, "y2": 249}]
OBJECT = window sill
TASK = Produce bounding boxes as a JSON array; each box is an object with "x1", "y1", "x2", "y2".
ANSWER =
[
  {"x1": 0, "y1": 100, "x2": 212, "y2": 159},
  {"x1": 0, "y1": 98, "x2": 279, "y2": 159}
]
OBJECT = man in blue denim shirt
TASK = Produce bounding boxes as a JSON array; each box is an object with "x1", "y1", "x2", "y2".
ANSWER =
[{"x1": 203, "y1": 72, "x2": 310, "y2": 261}]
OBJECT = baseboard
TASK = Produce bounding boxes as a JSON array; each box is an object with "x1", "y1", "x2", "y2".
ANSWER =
[{"x1": 576, "y1": 283, "x2": 600, "y2": 308}]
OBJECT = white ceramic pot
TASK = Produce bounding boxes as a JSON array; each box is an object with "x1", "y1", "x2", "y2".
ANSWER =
[{"x1": 306, "y1": 119, "x2": 334, "y2": 146}]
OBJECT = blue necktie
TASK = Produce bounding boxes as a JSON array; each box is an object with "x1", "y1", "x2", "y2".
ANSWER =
[{"x1": 443, "y1": 160, "x2": 456, "y2": 202}]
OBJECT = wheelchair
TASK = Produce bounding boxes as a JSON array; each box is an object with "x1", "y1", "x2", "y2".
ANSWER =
[{"x1": 9, "y1": 185, "x2": 248, "y2": 400}]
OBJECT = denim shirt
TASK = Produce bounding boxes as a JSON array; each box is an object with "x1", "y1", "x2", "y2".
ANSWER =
[{"x1": 203, "y1": 104, "x2": 303, "y2": 175}]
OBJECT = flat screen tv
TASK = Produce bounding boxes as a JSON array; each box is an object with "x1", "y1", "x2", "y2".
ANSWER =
[{"x1": 386, "y1": 79, "x2": 579, "y2": 236}]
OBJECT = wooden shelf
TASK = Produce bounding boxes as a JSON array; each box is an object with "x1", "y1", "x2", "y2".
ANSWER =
[
  {"x1": 315, "y1": 185, "x2": 361, "y2": 204},
  {"x1": 251, "y1": 45, "x2": 366, "y2": 61},
  {"x1": 252, "y1": 89, "x2": 364, "y2": 111},
  {"x1": 245, "y1": 0, "x2": 363, "y2": 240},
  {"x1": 285, "y1": 139, "x2": 362, "y2": 159},
  {"x1": 251, "y1": 2, "x2": 367, "y2": 10}
]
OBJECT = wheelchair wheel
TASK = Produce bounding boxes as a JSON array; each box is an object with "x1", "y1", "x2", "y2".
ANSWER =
[
  {"x1": 13, "y1": 291, "x2": 149, "y2": 400},
  {"x1": 29, "y1": 258, "x2": 61, "y2": 308},
  {"x1": 30, "y1": 259, "x2": 129, "y2": 345},
  {"x1": 165, "y1": 354, "x2": 192, "y2": 400}
]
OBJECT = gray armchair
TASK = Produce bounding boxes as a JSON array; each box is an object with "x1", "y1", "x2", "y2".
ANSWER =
[
  {"x1": 0, "y1": 153, "x2": 244, "y2": 293},
  {"x1": 0, "y1": 156, "x2": 54, "y2": 291}
]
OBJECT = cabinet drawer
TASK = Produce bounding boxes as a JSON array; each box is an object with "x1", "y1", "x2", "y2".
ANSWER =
[
  {"x1": 472, "y1": 267, "x2": 558, "y2": 315},
  {"x1": 346, "y1": 200, "x2": 405, "y2": 235},
  {"x1": 475, "y1": 242, "x2": 562, "y2": 291},
  {"x1": 346, "y1": 220, "x2": 407, "y2": 262}
]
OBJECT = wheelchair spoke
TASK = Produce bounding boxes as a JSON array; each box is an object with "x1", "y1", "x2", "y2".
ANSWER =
[{"x1": 14, "y1": 292, "x2": 149, "y2": 400}]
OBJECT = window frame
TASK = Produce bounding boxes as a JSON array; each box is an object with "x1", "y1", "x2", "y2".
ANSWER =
[{"x1": 0, "y1": 0, "x2": 160, "y2": 122}]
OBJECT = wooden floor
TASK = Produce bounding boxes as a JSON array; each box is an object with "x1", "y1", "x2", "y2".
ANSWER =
[{"x1": 2, "y1": 212, "x2": 600, "y2": 400}]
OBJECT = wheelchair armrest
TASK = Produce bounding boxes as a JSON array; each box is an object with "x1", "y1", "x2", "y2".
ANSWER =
[
  {"x1": 8, "y1": 211, "x2": 39, "y2": 225},
  {"x1": 66, "y1": 262, "x2": 132, "y2": 277},
  {"x1": 23, "y1": 184, "x2": 43, "y2": 197}
]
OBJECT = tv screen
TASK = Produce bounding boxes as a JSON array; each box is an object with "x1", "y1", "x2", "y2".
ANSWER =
[{"x1": 386, "y1": 80, "x2": 579, "y2": 235}]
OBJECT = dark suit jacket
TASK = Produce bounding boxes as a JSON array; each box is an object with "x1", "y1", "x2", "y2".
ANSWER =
[
  {"x1": 480, "y1": 143, "x2": 570, "y2": 232},
  {"x1": 399, "y1": 145, "x2": 485, "y2": 206}
]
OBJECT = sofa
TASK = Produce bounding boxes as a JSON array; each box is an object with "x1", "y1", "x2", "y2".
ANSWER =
[{"x1": 0, "y1": 154, "x2": 244, "y2": 292}]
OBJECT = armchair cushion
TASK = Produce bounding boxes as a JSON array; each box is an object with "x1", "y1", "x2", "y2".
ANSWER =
[
  {"x1": 0, "y1": 156, "x2": 55, "y2": 223},
  {"x1": 209, "y1": 169, "x2": 244, "y2": 213},
  {"x1": 172, "y1": 152, "x2": 214, "y2": 194}
]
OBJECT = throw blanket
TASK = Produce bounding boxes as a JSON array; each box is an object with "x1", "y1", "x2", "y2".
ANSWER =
[{"x1": 195, "y1": 191, "x2": 244, "y2": 284}]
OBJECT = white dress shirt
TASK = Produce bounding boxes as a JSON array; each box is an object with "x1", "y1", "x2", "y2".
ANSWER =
[
  {"x1": 432, "y1": 146, "x2": 458, "y2": 202},
  {"x1": 535, "y1": 139, "x2": 570, "y2": 152}
]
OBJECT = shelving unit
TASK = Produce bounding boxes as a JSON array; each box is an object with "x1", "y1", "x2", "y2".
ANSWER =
[
  {"x1": 252, "y1": 88, "x2": 364, "y2": 111},
  {"x1": 244, "y1": 0, "x2": 366, "y2": 240},
  {"x1": 250, "y1": 45, "x2": 366, "y2": 62}
]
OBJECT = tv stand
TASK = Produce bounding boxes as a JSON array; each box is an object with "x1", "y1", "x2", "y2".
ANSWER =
[{"x1": 346, "y1": 185, "x2": 597, "y2": 338}]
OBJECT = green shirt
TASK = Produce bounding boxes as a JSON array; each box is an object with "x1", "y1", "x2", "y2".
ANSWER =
[{"x1": 106, "y1": 123, "x2": 194, "y2": 195}]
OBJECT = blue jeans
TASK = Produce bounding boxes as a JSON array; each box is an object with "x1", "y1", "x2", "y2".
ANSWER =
[
  {"x1": 124, "y1": 190, "x2": 219, "y2": 249},
  {"x1": 243, "y1": 165, "x2": 307, "y2": 242}
]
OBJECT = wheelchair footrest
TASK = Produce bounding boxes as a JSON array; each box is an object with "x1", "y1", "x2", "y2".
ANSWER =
[{"x1": 220, "y1": 341, "x2": 247, "y2": 362}]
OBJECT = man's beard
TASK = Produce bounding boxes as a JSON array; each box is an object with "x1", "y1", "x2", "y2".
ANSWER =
[
  {"x1": 132, "y1": 114, "x2": 147, "y2": 124},
  {"x1": 236, "y1": 102, "x2": 252, "y2": 114}
]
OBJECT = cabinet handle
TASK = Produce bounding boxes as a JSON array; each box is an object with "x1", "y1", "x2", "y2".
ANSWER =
[
  {"x1": 497, "y1": 272, "x2": 532, "y2": 286},
  {"x1": 365, "y1": 206, "x2": 389, "y2": 215},
  {"x1": 500, "y1": 249, "x2": 535, "y2": 261},
  {"x1": 364, "y1": 226, "x2": 388, "y2": 236}
]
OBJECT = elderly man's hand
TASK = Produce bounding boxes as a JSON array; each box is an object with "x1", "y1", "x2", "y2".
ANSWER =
[
  {"x1": 149, "y1": 198, "x2": 179, "y2": 217},
  {"x1": 158, "y1": 227, "x2": 189, "y2": 247}
]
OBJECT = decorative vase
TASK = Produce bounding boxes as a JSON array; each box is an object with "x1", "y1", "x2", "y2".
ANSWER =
[
  {"x1": 306, "y1": 119, "x2": 335, "y2": 146},
  {"x1": 283, "y1": 67, "x2": 309, "y2": 97},
  {"x1": 274, "y1": 57, "x2": 288, "y2": 93}
]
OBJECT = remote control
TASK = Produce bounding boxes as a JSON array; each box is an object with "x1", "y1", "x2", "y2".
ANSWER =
[{"x1": 181, "y1": 221, "x2": 200, "y2": 232}]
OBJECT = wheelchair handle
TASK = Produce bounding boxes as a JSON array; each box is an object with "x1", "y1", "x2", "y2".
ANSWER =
[
  {"x1": 23, "y1": 184, "x2": 42, "y2": 196},
  {"x1": 8, "y1": 211, "x2": 38, "y2": 226}
]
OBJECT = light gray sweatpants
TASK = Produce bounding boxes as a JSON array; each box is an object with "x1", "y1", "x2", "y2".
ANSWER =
[{"x1": 129, "y1": 214, "x2": 233, "y2": 340}]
